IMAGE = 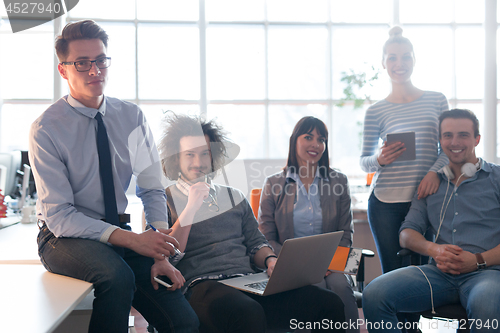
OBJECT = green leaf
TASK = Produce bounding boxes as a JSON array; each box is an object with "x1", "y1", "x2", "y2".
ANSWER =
[{"x1": 337, "y1": 65, "x2": 380, "y2": 110}]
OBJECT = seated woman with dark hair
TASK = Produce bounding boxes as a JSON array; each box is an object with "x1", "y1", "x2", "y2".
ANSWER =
[
  {"x1": 157, "y1": 113, "x2": 346, "y2": 333},
  {"x1": 258, "y1": 116, "x2": 358, "y2": 333}
]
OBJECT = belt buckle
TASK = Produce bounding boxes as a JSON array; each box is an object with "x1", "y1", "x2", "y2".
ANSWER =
[{"x1": 37, "y1": 219, "x2": 45, "y2": 230}]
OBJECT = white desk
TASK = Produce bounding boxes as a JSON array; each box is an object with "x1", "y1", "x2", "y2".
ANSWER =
[
  {"x1": 0, "y1": 222, "x2": 40, "y2": 264},
  {"x1": 0, "y1": 204, "x2": 141, "y2": 332},
  {"x1": 0, "y1": 265, "x2": 93, "y2": 333},
  {"x1": 0, "y1": 195, "x2": 143, "y2": 264},
  {"x1": 0, "y1": 212, "x2": 21, "y2": 229}
]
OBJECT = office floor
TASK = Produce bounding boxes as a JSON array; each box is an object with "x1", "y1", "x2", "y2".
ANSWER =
[{"x1": 130, "y1": 308, "x2": 457, "y2": 333}]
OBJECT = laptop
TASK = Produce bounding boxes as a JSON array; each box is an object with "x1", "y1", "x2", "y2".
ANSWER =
[{"x1": 219, "y1": 231, "x2": 343, "y2": 296}]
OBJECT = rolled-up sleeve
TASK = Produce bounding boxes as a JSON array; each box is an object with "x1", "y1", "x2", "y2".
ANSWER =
[
  {"x1": 399, "y1": 193, "x2": 430, "y2": 235},
  {"x1": 239, "y1": 192, "x2": 271, "y2": 262}
]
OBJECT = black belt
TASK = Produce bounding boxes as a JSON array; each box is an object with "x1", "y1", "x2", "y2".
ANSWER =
[
  {"x1": 119, "y1": 214, "x2": 130, "y2": 223},
  {"x1": 102, "y1": 214, "x2": 131, "y2": 231},
  {"x1": 102, "y1": 214, "x2": 130, "y2": 224},
  {"x1": 38, "y1": 213, "x2": 130, "y2": 229}
]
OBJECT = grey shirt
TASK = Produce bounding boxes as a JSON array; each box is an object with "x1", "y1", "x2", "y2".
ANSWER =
[{"x1": 166, "y1": 184, "x2": 271, "y2": 288}]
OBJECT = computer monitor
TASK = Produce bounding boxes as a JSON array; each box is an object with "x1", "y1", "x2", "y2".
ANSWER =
[
  {"x1": 20, "y1": 150, "x2": 36, "y2": 197},
  {"x1": 18, "y1": 164, "x2": 31, "y2": 209},
  {"x1": 0, "y1": 151, "x2": 22, "y2": 199}
]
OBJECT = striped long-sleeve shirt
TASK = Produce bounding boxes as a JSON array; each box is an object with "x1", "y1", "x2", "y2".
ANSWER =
[{"x1": 360, "y1": 91, "x2": 449, "y2": 203}]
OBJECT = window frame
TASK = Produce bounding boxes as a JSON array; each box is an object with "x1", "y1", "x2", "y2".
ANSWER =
[{"x1": 0, "y1": 0, "x2": 495, "y2": 171}]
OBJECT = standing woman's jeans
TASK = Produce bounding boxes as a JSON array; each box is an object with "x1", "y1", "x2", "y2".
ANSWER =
[
  {"x1": 367, "y1": 192, "x2": 429, "y2": 332},
  {"x1": 367, "y1": 192, "x2": 411, "y2": 274}
]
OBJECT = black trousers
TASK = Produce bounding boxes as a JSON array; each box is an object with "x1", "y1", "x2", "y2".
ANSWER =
[{"x1": 186, "y1": 280, "x2": 346, "y2": 333}]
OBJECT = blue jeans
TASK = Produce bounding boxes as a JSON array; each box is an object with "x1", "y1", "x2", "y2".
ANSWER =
[
  {"x1": 367, "y1": 192, "x2": 411, "y2": 274},
  {"x1": 38, "y1": 224, "x2": 199, "y2": 333},
  {"x1": 363, "y1": 264, "x2": 500, "y2": 332}
]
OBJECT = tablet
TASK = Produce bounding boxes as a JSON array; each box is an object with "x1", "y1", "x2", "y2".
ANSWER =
[{"x1": 386, "y1": 131, "x2": 416, "y2": 161}]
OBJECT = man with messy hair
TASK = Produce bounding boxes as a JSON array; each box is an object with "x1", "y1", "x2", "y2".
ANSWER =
[{"x1": 158, "y1": 113, "x2": 346, "y2": 333}]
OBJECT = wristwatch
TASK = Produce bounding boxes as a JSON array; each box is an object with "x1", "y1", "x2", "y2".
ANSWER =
[{"x1": 475, "y1": 253, "x2": 487, "y2": 270}]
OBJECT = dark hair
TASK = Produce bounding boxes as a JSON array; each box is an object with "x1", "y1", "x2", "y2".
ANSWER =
[
  {"x1": 383, "y1": 26, "x2": 414, "y2": 60},
  {"x1": 158, "y1": 113, "x2": 229, "y2": 180},
  {"x1": 55, "y1": 20, "x2": 108, "y2": 62},
  {"x1": 286, "y1": 116, "x2": 330, "y2": 178},
  {"x1": 439, "y1": 109, "x2": 480, "y2": 138}
]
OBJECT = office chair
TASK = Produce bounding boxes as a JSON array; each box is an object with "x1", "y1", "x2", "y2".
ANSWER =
[
  {"x1": 397, "y1": 248, "x2": 469, "y2": 333},
  {"x1": 353, "y1": 248, "x2": 374, "y2": 307},
  {"x1": 250, "y1": 188, "x2": 375, "y2": 308}
]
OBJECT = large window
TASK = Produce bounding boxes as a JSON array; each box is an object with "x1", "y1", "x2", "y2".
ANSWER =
[{"x1": 0, "y1": 0, "x2": 494, "y2": 179}]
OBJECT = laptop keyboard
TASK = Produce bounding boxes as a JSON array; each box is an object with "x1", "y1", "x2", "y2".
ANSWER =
[{"x1": 245, "y1": 281, "x2": 268, "y2": 291}]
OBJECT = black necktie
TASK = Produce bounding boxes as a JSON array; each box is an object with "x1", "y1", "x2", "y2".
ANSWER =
[{"x1": 95, "y1": 112, "x2": 120, "y2": 227}]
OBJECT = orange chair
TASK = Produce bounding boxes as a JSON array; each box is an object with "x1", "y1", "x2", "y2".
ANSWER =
[
  {"x1": 366, "y1": 172, "x2": 375, "y2": 186},
  {"x1": 249, "y1": 188, "x2": 262, "y2": 219}
]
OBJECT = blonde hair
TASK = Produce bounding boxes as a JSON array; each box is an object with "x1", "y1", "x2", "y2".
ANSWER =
[{"x1": 382, "y1": 26, "x2": 414, "y2": 60}]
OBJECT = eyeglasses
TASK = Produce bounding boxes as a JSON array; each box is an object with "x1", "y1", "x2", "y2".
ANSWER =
[
  {"x1": 203, "y1": 189, "x2": 219, "y2": 212},
  {"x1": 61, "y1": 57, "x2": 111, "y2": 72},
  {"x1": 203, "y1": 175, "x2": 219, "y2": 212}
]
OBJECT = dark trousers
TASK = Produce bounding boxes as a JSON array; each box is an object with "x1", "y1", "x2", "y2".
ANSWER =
[
  {"x1": 37, "y1": 225, "x2": 199, "y2": 333},
  {"x1": 186, "y1": 280, "x2": 346, "y2": 333}
]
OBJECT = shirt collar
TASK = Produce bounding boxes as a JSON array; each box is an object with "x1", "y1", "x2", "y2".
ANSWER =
[
  {"x1": 66, "y1": 94, "x2": 107, "y2": 118},
  {"x1": 476, "y1": 157, "x2": 490, "y2": 173},
  {"x1": 176, "y1": 177, "x2": 215, "y2": 197},
  {"x1": 481, "y1": 158, "x2": 492, "y2": 172},
  {"x1": 437, "y1": 157, "x2": 489, "y2": 179}
]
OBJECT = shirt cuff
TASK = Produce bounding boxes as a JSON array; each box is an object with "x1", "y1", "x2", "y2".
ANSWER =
[
  {"x1": 150, "y1": 220, "x2": 170, "y2": 230},
  {"x1": 100, "y1": 225, "x2": 120, "y2": 243}
]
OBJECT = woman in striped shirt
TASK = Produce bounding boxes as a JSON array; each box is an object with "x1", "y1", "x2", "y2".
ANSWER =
[{"x1": 360, "y1": 26, "x2": 449, "y2": 277}]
